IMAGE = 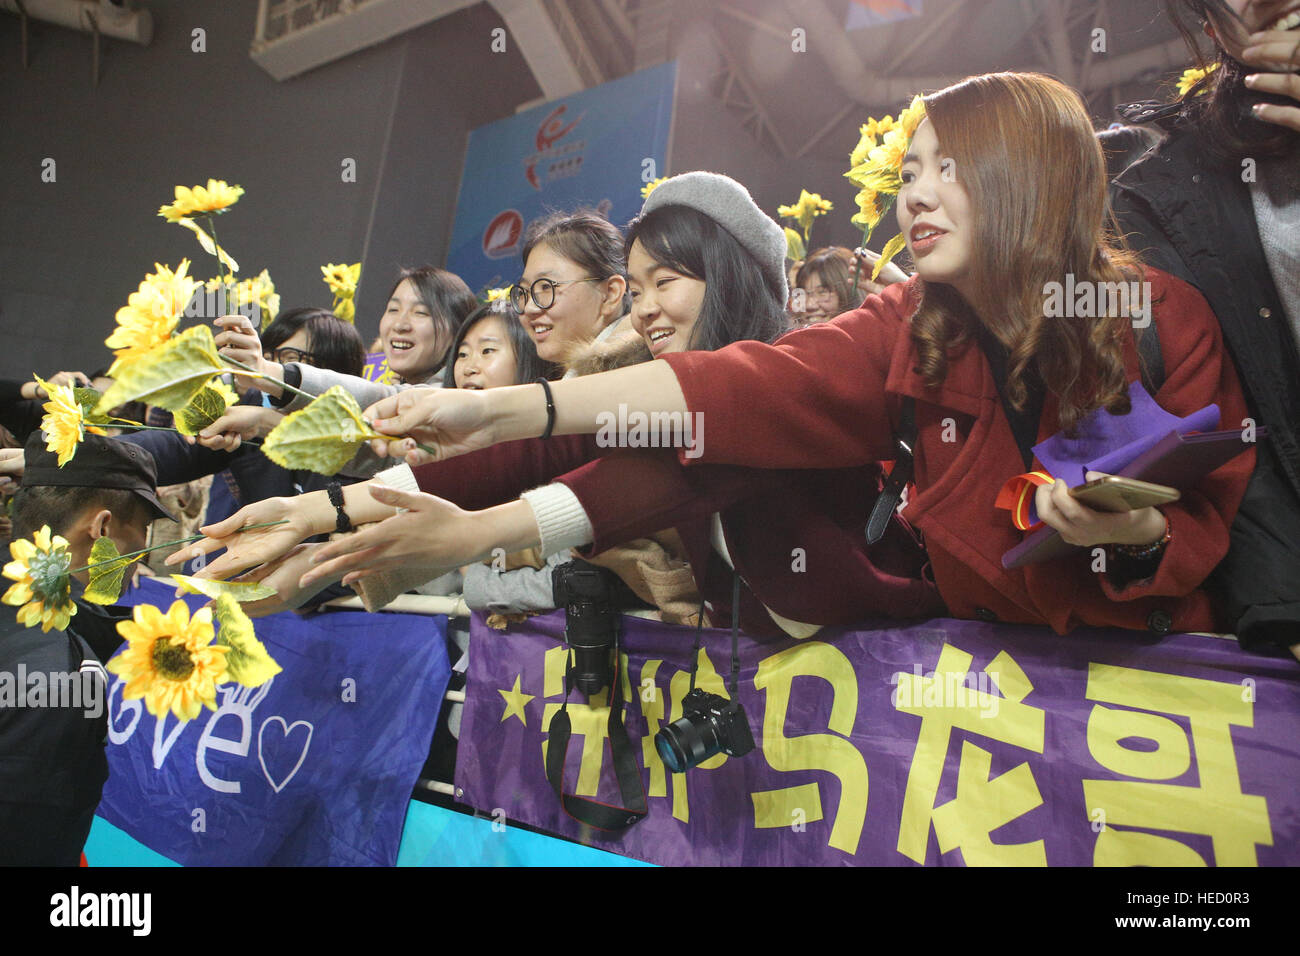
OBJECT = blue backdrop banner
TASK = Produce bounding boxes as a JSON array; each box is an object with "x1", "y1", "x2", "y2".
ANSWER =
[
  {"x1": 446, "y1": 62, "x2": 676, "y2": 293},
  {"x1": 96, "y1": 579, "x2": 449, "y2": 865}
]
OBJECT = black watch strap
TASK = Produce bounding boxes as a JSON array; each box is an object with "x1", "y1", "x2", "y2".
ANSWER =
[{"x1": 326, "y1": 480, "x2": 352, "y2": 534}]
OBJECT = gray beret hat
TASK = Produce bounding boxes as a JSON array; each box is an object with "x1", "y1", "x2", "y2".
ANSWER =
[{"x1": 640, "y1": 171, "x2": 789, "y2": 305}]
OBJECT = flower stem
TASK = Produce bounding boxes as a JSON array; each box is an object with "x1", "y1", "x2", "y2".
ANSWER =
[
  {"x1": 70, "y1": 520, "x2": 289, "y2": 574},
  {"x1": 217, "y1": 354, "x2": 317, "y2": 404},
  {"x1": 105, "y1": 421, "x2": 261, "y2": 447},
  {"x1": 206, "y1": 213, "x2": 232, "y2": 289}
]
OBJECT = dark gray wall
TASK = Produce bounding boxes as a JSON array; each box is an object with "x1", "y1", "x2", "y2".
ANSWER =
[{"x1": 0, "y1": 0, "x2": 539, "y2": 377}]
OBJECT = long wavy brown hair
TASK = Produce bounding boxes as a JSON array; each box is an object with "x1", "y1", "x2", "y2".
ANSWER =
[{"x1": 909, "y1": 72, "x2": 1143, "y2": 434}]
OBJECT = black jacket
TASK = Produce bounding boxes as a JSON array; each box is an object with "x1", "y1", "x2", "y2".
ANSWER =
[
  {"x1": 1111, "y1": 112, "x2": 1300, "y2": 648},
  {"x1": 0, "y1": 598, "x2": 130, "y2": 866}
]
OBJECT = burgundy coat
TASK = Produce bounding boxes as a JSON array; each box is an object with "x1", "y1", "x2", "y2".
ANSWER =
[
  {"x1": 659, "y1": 268, "x2": 1254, "y2": 636},
  {"x1": 408, "y1": 437, "x2": 943, "y2": 639}
]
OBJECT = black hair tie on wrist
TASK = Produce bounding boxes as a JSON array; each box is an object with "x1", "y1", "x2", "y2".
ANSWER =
[
  {"x1": 537, "y1": 378, "x2": 556, "y2": 440},
  {"x1": 326, "y1": 480, "x2": 353, "y2": 534}
]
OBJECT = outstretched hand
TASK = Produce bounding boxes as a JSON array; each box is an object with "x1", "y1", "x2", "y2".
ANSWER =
[
  {"x1": 165, "y1": 495, "x2": 320, "y2": 580},
  {"x1": 363, "y1": 387, "x2": 502, "y2": 464},
  {"x1": 298, "y1": 484, "x2": 487, "y2": 588}
]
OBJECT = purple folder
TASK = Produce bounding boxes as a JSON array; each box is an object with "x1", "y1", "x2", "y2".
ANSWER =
[{"x1": 1001, "y1": 426, "x2": 1262, "y2": 568}]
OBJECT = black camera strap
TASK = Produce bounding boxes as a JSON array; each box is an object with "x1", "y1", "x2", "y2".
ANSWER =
[
  {"x1": 544, "y1": 626, "x2": 648, "y2": 832},
  {"x1": 687, "y1": 573, "x2": 743, "y2": 697},
  {"x1": 866, "y1": 397, "x2": 917, "y2": 544}
]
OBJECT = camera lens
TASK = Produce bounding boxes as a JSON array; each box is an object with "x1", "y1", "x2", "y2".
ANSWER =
[{"x1": 655, "y1": 713, "x2": 723, "y2": 773}]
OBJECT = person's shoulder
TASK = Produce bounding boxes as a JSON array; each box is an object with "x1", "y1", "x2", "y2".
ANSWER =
[{"x1": 1144, "y1": 263, "x2": 1213, "y2": 315}]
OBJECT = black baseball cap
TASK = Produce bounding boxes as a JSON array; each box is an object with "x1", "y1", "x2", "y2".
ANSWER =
[{"x1": 22, "y1": 432, "x2": 177, "y2": 522}]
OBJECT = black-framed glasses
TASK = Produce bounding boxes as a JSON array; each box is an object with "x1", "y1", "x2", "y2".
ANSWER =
[
  {"x1": 509, "y1": 276, "x2": 600, "y2": 313},
  {"x1": 272, "y1": 347, "x2": 317, "y2": 366}
]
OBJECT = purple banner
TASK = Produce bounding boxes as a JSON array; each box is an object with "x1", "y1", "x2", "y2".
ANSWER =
[{"x1": 456, "y1": 611, "x2": 1297, "y2": 866}]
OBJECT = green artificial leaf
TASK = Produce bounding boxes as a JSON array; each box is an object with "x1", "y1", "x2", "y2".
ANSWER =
[
  {"x1": 84, "y1": 536, "x2": 134, "y2": 605},
  {"x1": 872, "y1": 232, "x2": 908, "y2": 282},
  {"x1": 174, "y1": 383, "x2": 236, "y2": 436},
  {"x1": 95, "y1": 325, "x2": 226, "y2": 415},
  {"x1": 171, "y1": 573, "x2": 276, "y2": 603},
  {"x1": 784, "y1": 227, "x2": 806, "y2": 263},
  {"x1": 176, "y1": 217, "x2": 240, "y2": 273},
  {"x1": 73, "y1": 387, "x2": 114, "y2": 426},
  {"x1": 213, "y1": 594, "x2": 282, "y2": 687},
  {"x1": 261, "y1": 385, "x2": 384, "y2": 475}
]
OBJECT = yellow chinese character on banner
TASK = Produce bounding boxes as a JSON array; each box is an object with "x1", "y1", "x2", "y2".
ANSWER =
[
  {"x1": 895, "y1": 644, "x2": 1047, "y2": 865},
  {"x1": 1082, "y1": 662, "x2": 1272, "y2": 866},
  {"x1": 751, "y1": 642, "x2": 869, "y2": 855}
]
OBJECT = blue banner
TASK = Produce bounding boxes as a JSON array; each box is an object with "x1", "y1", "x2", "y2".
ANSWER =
[
  {"x1": 447, "y1": 62, "x2": 677, "y2": 293},
  {"x1": 96, "y1": 579, "x2": 449, "y2": 865}
]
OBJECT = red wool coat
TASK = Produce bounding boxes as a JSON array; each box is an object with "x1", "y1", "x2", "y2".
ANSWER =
[
  {"x1": 408, "y1": 435, "x2": 944, "y2": 639},
  {"x1": 659, "y1": 268, "x2": 1255, "y2": 635}
]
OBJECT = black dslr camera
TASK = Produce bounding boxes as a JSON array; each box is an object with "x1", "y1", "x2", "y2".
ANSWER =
[
  {"x1": 655, "y1": 688, "x2": 755, "y2": 773},
  {"x1": 551, "y1": 560, "x2": 624, "y2": 697}
]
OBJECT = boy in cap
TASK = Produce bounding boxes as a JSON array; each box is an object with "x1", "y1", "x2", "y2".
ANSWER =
[{"x1": 0, "y1": 433, "x2": 173, "y2": 865}]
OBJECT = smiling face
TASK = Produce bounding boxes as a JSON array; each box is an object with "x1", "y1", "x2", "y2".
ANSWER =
[
  {"x1": 626, "y1": 239, "x2": 706, "y2": 356},
  {"x1": 802, "y1": 276, "x2": 842, "y2": 323},
  {"x1": 516, "y1": 241, "x2": 614, "y2": 362},
  {"x1": 453, "y1": 314, "x2": 519, "y2": 390},
  {"x1": 1210, "y1": 1, "x2": 1300, "y2": 58},
  {"x1": 897, "y1": 118, "x2": 974, "y2": 299},
  {"x1": 379, "y1": 278, "x2": 444, "y2": 381}
]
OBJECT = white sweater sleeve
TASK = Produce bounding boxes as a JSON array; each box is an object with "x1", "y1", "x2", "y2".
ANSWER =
[{"x1": 520, "y1": 483, "x2": 595, "y2": 557}]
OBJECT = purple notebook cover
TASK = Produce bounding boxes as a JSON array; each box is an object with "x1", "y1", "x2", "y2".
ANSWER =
[{"x1": 1001, "y1": 427, "x2": 1263, "y2": 569}]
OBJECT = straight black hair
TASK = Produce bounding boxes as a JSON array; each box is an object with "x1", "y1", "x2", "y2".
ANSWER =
[
  {"x1": 1164, "y1": 0, "x2": 1300, "y2": 162},
  {"x1": 442, "y1": 303, "x2": 556, "y2": 388},
  {"x1": 262, "y1": 307, "x2": 366, "y2": 376},
  {"x1": 625, "y1": 204, "x2": 789, "y2": 351}
]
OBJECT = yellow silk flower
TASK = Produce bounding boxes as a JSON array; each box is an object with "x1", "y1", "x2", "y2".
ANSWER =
[
  {"x1": 1176, "y1": 62, "x2": 1219, "y2": 99},
  {"x1": 106, "y1": 260, "x2": 197, "y2": 374},
  {"x1": 778, "y1": 189, "x2": 834, "y2": 240},
  {"x1": 484, "y1": 287, "x2": 510, "y2": 303},
  {"x1": 321, "y1": 262, "x2": 361, "y2": 299},
  {"x1": 107, "y1": 601, "x2": 231, "y2": 721},
  {"x1": 35, "y1": 375, "x2": 102, "y2": 466},
  {"x1": 158, "y1": 179, "x2": 245, "y2": 222},
  {"x1": 640, "y1": 176, "x2": 669, "y2": 199},
  {"x1": 3, "y1": 526, "x2": 76, "y2": 632}
]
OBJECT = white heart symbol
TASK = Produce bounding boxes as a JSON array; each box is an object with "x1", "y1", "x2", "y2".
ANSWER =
[{"x1": 257, "y1": 716, "x2": 313, "y2": 793}]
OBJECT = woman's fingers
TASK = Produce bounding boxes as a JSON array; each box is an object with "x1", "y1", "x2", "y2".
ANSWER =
[{"x1": 300, "y1": 543, "x2": 390, "y2": 588}]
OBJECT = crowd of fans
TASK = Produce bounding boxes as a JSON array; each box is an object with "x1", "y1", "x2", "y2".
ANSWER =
[{"x1": 2, "y1": 0, "x2": 1297, "y2": 865}]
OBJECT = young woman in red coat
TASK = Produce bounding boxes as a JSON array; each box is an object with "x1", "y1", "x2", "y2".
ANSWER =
[{"x1": 279, "y1": 72, "x2": 1254, "y2": 638}]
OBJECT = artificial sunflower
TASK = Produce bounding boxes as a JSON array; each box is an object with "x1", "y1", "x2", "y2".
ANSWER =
[
  {"x1": 322, "y1": 262, "x2": 361, "y2": 324},
  {"x1": 108, "y1": 601, "x2": 230, "y2": 721},
  {"x1": 158, "y1": 179, "x2": 245, "y2": 222},
  {"x1": 484, "y1": 287, "x2": 510, "y2": 303},
  {"x1": 35, "y1": 375, "x2": 102, "y2": 466},
  {"x1": 641, "y1": 176, "x2": 669, "y2": 199},
  {"x1": 2, "y1": 526, "x2": 76, "y2": 632},
  {"x1": 1176, "y1": 62, "x2": 1219, "y2": 99},
  {"x1": 106, "y1": 260, "x2": 197, "y2": 374},
  {"x1": 778, "y1": 189, "x2": 834, "y2": 240},
  {"x1": 321, "y1": 262, "x2": 360, "y2": 299}
]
